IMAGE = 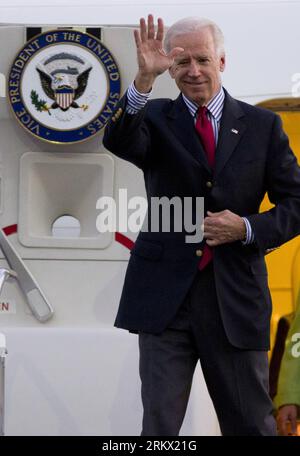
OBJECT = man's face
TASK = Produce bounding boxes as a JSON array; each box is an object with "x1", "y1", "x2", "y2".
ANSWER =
[{"x1": 169, "y1": 28, "x2": 225, "y2": 106}]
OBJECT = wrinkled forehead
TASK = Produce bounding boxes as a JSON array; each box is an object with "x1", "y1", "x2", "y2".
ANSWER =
[{"x1": 169, "y1": 29, "x2": 216, "y2": 55}]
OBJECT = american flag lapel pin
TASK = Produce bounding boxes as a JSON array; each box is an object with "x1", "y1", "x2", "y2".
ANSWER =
[{"x1": 231, "y1": 128, "x2": 239, "y2": 134}]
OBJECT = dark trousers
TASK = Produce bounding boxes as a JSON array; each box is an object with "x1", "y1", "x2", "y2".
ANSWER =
[{"x1": 139, "y1": 263, "x2": 277, "y2": 436}]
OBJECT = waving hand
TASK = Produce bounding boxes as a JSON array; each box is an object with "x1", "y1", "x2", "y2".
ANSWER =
[{"x1": 134, "y1": 14, "x2": 184, "y2": 93}]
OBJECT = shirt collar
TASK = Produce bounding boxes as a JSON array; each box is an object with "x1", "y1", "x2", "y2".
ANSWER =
[{"x1": 182, "y1": 86, "x2": 225, "y2": 122}]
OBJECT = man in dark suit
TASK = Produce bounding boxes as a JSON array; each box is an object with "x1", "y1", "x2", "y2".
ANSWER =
[{"x1": 103, "y1": 14, "x2": 300, "y2": 435}]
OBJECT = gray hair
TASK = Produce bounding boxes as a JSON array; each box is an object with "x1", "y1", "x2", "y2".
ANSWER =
[{"x1": 164, "y1": 17, "x2": 225, "y2": 56}]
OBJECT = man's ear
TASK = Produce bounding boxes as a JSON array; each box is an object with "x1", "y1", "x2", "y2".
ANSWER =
[
  {"x1": 219, "y1": 54, "x2": 226, "y2": 72},
  {"x1": 169, "y1": 65, "x2": 176, "y2": 79}
]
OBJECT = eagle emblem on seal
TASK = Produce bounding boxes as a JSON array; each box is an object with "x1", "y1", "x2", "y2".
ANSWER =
[{"x1": 31, "y1": 52, "x2": 92, "y2": 114}]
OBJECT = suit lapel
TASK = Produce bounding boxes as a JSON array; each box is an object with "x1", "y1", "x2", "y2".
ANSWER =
[
  {"x1": 215, "y1": 91, "x2": 246, "y2": 178},
  {"x1": 165, "y1": 91, "x2": 247, "y2": 177},
  {"x1": 165, "y1": 95, "x2": 211, "y2": 173}
]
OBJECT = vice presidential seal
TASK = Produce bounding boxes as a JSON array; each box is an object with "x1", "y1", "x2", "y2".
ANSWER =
[{"x1": 8, "y1": 29, "x2": 121, "y2": 144}]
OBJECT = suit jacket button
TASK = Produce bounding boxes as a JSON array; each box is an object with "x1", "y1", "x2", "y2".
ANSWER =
[
  {"x1": 206, "y1": 181, "x2": 213, "y2": 188},
  {"x1": 196, "y1": 249, "x2": 203, "y2": 257}
]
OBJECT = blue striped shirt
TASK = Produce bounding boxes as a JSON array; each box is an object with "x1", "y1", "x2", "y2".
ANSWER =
[
  {"x1": 125, "y1": 81, "x2": 254, "y2": 244},
  {"x1": 182, "y1": 88, "x2": 224, "y2": 146}
]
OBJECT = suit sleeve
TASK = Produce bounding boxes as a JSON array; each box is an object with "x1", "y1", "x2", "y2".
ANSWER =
[
  {"x1": 247, "y1": 114, "x2": 300, "y2": 251},
  {"x1": 102, "y1": 91, "x2": 151, "y2": 171}
]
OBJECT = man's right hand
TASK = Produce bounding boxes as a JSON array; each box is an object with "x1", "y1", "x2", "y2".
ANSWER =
[
  {"x1": 277, "y1": 404, "x2": 298, "y2": 436},
  {"x1": 134, "y1": 14, "x2": 184, "y2": 93}
]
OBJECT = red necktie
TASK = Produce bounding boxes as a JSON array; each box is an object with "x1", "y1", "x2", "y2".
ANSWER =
[{"x1": 195, "y1": 106, "x2": 215, "y2": 270}]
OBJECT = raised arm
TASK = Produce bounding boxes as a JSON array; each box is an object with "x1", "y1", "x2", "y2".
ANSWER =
[{"x1": 103, "y1": 15, "x2": 183, "y2": 170}]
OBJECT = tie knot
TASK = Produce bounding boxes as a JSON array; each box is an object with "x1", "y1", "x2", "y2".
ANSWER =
[{"x1": 197, "y1": 106, "x2": 208, "y2": 119}]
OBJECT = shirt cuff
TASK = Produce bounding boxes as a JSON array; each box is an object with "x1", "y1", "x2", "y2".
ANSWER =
[
  {"x1": 241, "y1": 217, "x2": 255, "y2": 245},
  {"x1": 125, "y1": 81, "x2": 152, "y2": 115}
]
